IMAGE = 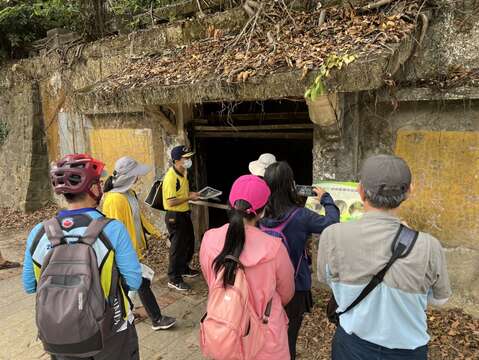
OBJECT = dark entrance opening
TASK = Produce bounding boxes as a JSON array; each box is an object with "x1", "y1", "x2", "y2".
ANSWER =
[{"x1": 192, "y1": 100, "x2": 314, "y2": 229}]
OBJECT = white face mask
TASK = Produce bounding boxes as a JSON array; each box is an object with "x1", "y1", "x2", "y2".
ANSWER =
[{"x1": 183, "y1": 158, "x2": 192, "y2": 169}]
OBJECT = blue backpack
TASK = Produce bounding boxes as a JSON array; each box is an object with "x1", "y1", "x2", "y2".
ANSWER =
[{"x1": 260, "y1": 208, "x2": 306, "y2": 277}]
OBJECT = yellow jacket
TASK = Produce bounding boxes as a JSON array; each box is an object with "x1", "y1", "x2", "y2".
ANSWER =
[{"x1": 102, "y1": 191, "x2": 161, "y2": 259}]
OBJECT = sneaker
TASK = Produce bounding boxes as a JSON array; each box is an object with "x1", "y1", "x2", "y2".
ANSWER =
[
  {"x1": 182, "y1": 268, "x2": 200, "y2": 278},
  {"x1": 152, "y1": 315, "x2": 177, "y2": 330},
  {"x1": 168, "y1": 281, "x2": 192, "y2": 291}
]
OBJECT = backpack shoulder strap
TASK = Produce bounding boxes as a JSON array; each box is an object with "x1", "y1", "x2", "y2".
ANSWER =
[
  {"x1": 81, "y1": 217, "x2": 113, "y2": 246},
  {"x1": 261, "y1": 207, "x2": 300, "y2": 233},
  {"x1": 276, "y1": 208, "x2": 300, "y2": 232},
  {"x1": 43, "y1": 217, "x2": 65, "y2": 248},
  {"x1": 337, "y1": 224, "x2": 418, "y2": 317},
  {"x1": 391, "y1": 224, "x2": 418, "y2": 258}
]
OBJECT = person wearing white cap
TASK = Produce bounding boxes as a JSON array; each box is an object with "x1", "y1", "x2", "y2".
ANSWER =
[
  {"x1": 103, "y1": 156, "x2": 177, "y2": 331},
  {"x1": 248, "y1": 153, "x2": 277, "y2": 177}
]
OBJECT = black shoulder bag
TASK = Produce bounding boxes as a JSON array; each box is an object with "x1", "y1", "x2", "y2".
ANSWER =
[
  {"x1": 327, "y1": 225, "x2": 419, "y2": 325},
  {"x1": 145, "y1": 170, "x2": 166, "y2": 211}
]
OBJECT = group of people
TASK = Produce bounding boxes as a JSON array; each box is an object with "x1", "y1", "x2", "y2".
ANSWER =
[{"x1": 21, "y1": 144, "x2": 451, "y2": 360}]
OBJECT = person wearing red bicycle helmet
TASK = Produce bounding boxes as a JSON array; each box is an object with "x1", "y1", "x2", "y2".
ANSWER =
[
  {"x1": 23, "y1": 154, "x2": 142, "y2": 360},
  {"x1": 49, "y1": 153, "x2": 106, "y2": 204}
]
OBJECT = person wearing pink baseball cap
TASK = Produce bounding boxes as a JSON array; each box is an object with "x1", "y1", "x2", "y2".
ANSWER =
[{"x1": 199, "y1": 175, "x2": 295, "y2": 359}]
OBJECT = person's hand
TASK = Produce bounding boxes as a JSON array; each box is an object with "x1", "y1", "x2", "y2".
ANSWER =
[
  {"x1": 313, "y1": 187, "x2": 326, "y2": 199},
  {"x1": 189, "y1": 192, "x2": 200, "y2": 201}
]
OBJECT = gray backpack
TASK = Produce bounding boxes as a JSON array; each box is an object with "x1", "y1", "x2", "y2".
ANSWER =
[{"x1": 36, "y1": 217, "x2": 115, "y2": 357}]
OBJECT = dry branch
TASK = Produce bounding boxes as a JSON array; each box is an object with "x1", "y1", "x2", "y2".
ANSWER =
[
  {"x1": 318, "y1": 9, "x2": 327, "y2": 27},
  {"x1": 361, "y1": 0, "x2": 394, "y2": 11},
  {"x1": 90, "y1": 1, "x2": 423, "y2": 96},
  {"x1": 418, "y1": 12, "x2": 429, "y2": 46}
]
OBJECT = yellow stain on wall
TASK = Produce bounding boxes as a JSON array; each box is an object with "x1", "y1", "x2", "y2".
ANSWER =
[
  {"x1": 89, "y1": 128, "x2": 155, "y2": 190},
  {"x1": 40, "y1": 86, "x2": 65, "y2": 163},
  {"x1": 395, "y1": 130, "x2": 479, "y2": 249}
]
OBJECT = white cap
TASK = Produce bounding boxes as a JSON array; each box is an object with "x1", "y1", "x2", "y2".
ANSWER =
[{"x1": 248, "y1": 153, "x2": 277, "y2": 177}]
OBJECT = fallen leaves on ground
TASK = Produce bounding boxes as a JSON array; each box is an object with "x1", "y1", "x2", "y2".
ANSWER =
[
  {"x1": 4, "y1": 204, "x2": 477, "y2": 359},
  {"x1": 145, "y1": 236, "x2": 479, "y2": 359},
  {"x1": 0, "y1": 203, "x2": 59, "y2": 232},
  {"x1": 297, "y1": 288, "x2": 479, "y2": 359},
  {"x1": 142, "y1": 233, "x2": 203, "y2": 276},
  {"x1": 143, "y1": 234, "x2": 171, "y2": 277}
]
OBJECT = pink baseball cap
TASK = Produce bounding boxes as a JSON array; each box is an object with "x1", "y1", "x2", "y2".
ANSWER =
[{"x1": 229, "y1": 175, "x2": 271, "y2": 215}]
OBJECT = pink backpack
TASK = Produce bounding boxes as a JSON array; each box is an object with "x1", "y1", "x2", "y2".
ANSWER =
[{"x1": 200, "y1": 256, "x2": 272, "y2": 360}]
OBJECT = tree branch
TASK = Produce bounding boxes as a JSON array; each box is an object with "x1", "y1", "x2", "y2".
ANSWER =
[
  {"x1": 318, "y1": 9, "x2": 326, "y2": 27},
  {"x1": 360, "y1": 0, "x2": 394, "y2": 11},
  {"x1": 418, "y1": 12, "x2": 429, "y2": 47}
]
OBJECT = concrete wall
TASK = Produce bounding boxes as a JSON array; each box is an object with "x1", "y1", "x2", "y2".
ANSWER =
[
  {"x1": 0, "y1": 0, "x2": 477, "y2": 312},
  {"x1": 312, "y1": 95, "x2": 479, "y2": 316},
  {"x1": 88, "y1": 112, "x2": 170, "y2": 232},
  {"x1": 0, "y1": 80, "x2": 51, "y2": 211},
  {"x1": 0, "y1": 6, "x2": 247, "y2": 211}
]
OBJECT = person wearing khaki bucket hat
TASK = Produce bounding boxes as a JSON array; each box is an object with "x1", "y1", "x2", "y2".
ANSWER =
[{"x1": 103, "y1": 156, "x2": 177, "y2": 331}]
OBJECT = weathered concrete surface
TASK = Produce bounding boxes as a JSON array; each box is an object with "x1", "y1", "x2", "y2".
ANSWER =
[
  {"x1": 0, "y1": 6, "x2": 249, "y2": 212},
  {"x1": 0, "y1": 82, "x2": 51, "y2": 211},
  {"x1": 0, "y1": 229, "x2": 207, "y2": 360},
  {"x1": 396, "y1": 130, "x2": 479, "y2": 250},
  {"x1": 1, "y1": 0, "x2": 479, "y2": 313},
  {"x1": 75, "y1": 47, "x2": 400, "y2": 113},
  {"x1": 405, "y1": 0, "x2": 479, "y2": 80},
  {"x1": 313, "y1": 94, "x2": 479, "y2": 317},
  {"x1": 444, "y1": 247, "x2": 479, "y2": 318},
  {"x1": 0, "y1": 0, "x2": 474, "y2": 212}
]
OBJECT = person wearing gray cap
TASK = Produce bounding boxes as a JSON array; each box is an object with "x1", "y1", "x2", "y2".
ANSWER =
[
  {"x1": 103, "y1": 156, "x2": 177, "y2": 331},
  {"x1": 317, "y1": 155, "x2": 451, "y2": 360}
]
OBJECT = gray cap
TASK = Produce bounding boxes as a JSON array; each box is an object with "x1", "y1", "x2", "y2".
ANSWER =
[
  {"x1": 110, "y1": 156, "x2": 152, "y2": 193},
  {"x1": 360, "y1": 155, "x2": 411, "y2": 196}
]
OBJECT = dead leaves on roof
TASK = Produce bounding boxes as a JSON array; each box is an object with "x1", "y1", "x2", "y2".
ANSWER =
[{"x1": 95, "y1": 1, "x2": 421, "y2": 96}]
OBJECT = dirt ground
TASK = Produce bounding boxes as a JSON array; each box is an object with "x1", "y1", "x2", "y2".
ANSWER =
[{"x1": 1, "y1": 205, "x2": 478, "y2": 359}]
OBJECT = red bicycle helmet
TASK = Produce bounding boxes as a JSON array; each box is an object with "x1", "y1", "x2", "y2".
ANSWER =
[{"x1": 50, "y1": 154, "x2": 105, "y2": 199}]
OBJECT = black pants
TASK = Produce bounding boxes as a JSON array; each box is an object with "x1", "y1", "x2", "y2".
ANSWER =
[
  {"x1": 332, "y1": 325, "x2": 428, "y2": 360},
  {"x1": 51, "y1": 324, "x2": 139, "y2": 360},
  {"x1": 285, "y1": 291, "x2": 313, "y2": 360},
  {"x1": 165, "y1": 211, "x2": 195, "y2": 283},
  {"x1": 138, "y1": 277, "x2": 161, "y2": 321}
]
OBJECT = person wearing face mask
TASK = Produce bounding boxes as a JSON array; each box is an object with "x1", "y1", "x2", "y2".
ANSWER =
[
  {"x1": 102, "y1": 156, "x2": 177, "y2": 331},
  {"x1": 162, "y1": 146, "x2": 200, "y2": 291}
]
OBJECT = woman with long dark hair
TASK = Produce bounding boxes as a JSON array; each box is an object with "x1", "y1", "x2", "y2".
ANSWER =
[
  {"x1": 261, "y1": 161, "x2": 340, "y2": 360},
  {"x1": 200, "y1": 175, "x2": 295, "y2": 359}
]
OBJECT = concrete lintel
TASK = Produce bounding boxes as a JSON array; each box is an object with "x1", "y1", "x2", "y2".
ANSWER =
[
  {"x1": 82, "y1": 106, "x2": 145, "y2": 116},
  {"x1": 74, "y1": 52, "x2": 392, "y2": 112},
  {"x1": 378, "y1": 86, "x2": 479, "y2": 102}
]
